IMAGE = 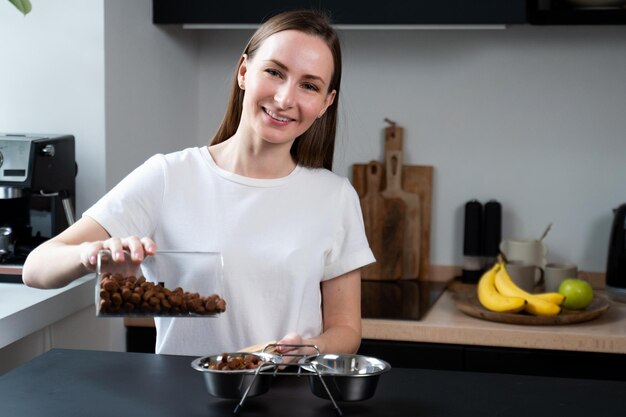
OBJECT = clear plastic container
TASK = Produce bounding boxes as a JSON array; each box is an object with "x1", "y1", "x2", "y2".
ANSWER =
[{"x1": 95, "y1": 250, "x2": 225, "y2": 317}]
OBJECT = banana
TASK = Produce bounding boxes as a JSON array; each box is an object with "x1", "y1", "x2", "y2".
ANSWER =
[
  {"x1": 477, "y1": 263, "x2": 526, "y2": 313},
  {"x1": 534, "y1": 292, "x2": 566, "y2": 305},
  {"x1": 494, "y1": 263, "x2": 561, "y2": 317}
]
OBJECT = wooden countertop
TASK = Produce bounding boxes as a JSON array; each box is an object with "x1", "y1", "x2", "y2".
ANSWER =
[
  {"x1": 362, "y1": 286, "x2": 626, "y2": 354},
  {"x1": 122, "y1": 267, "x2": 626, "y2": 355}
]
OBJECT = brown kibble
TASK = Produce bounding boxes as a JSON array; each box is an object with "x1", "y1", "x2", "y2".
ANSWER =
[
  {"x1": 129, "y1": 293, "x2": 141, "y2": 305},
  {"x1": 99, "y1": 299, "x2": 111, "y2": 311},
  {"x1": 227, "y1": 357, "x2": 244, "y2": 370},
  {"x1": 98, "y1": 274, "x2": 225, "y2": 317},
  {"x1": 102, "y1": 279, "x2": 118, "y2": 292},
  {"x1": 143, "y1": 289, "x2": 156, "y2": 302},
  {"x1": 167, "y1": 294, "x2": 182, "y2": 307},
  {"x1": 111, "y1": 292, "x2": 122, "y2": 306},
  {"x1": 121, "y1": 287, "x2": 132, "y2": 301},
  {"x1": 209, "y1": 354, "x2": 264, "y2": 371}
]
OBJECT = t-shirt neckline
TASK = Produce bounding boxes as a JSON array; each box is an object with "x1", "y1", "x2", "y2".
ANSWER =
[{"x1": 201, "y1": 146, "x2": 302, "y2": 187}]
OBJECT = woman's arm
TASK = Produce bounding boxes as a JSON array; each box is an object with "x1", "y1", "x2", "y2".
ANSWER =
[
  {"x1": 22, "y1": 217, "x2": 110, "y2": 288},
  {"x1": 278, "y1": 268, "x2": 362, "y2": 355},
  {"x1": 22, "y1": 216, "x2": 157, "y2": 289}
]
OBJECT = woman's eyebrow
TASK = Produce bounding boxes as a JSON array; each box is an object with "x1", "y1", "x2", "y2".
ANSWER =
[{"x1": 266, "y1": 59, "x2": 327, "y2": 85}]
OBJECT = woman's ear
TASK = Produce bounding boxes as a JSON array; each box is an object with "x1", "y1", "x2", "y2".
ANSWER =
[
  {"x1": 237, "y1": 54, "x2": 248, "y2": 90},
  {"x1": 318, "y1": 89, "x2": 337, "y2": 118}
]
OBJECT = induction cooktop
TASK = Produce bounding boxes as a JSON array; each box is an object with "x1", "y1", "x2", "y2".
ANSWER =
[{"x1": 361, "y1": 279, "x2": 450, "y2": 321}]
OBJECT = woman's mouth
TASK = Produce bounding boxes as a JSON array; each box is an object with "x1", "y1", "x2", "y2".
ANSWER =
[{"x1": 263, "y1": 107, "x2": 293, "y2": 124}]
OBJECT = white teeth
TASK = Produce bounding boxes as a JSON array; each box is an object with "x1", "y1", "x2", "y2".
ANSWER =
[{"x1": 265, "y1": 108, "x2": 290, "y2": 122}]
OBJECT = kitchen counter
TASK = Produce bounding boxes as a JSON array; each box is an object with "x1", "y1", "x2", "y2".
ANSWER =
[
  {"x1": 362, "y1": 284, "x2": 626, "y2": 354},
  {"x1": 0, "y1": 275, "x2": 95, "y2": 349},
  {"x1": 4, "y1": 270, "x2": 625, "y2": 356},
  {"x1": 1, "y1": 348, "x2": 625, "y2": 417}
]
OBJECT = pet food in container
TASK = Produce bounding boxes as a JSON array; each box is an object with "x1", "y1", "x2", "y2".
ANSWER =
[{"x1": 95, "y1": 250, "x2": 226, "y2": 317}]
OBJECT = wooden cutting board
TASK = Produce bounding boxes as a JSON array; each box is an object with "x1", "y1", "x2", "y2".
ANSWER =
[
  {"x1": 352, "y1": 125, "x2": 433, "y2": 280},
  {"x1": 358, "y1": 161, "x2": 406, "y2": 279},
  {"x1": 381, "y1": 128, "x2": 421, "y2": 279}
]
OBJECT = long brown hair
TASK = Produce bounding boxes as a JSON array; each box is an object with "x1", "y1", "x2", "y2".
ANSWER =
[{"x1": 210, "y1": 10, "x2": 342, "y2": 171}]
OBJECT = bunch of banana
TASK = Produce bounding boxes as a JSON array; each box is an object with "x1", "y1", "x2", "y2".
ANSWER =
[
  {"x1": 478, "y1": 261, "x2": 565, "y2": 317},
  {"x1": 477, "y1": 263, "x2": 526, "y2": 313}
]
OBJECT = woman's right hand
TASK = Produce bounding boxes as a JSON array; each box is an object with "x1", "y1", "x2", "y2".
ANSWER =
[{"x1": 79, "y1": 236, "x2": 157, "y2": 271}]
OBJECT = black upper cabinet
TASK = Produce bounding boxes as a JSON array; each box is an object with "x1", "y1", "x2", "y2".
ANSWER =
[
  {"x1": 529, "y1": 0, "x2": 626, "y2": 25},
  {"x1": 153, "y1": 0, "x2": 527, "y2": 26}
]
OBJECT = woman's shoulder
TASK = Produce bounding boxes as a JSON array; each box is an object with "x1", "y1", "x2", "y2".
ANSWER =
[
  {"x1": 299, "y1": 167, "x2": 355, "y2": 194},
  {"x1": 143, "y1": 147, "x2": 207, "y2": 170}
]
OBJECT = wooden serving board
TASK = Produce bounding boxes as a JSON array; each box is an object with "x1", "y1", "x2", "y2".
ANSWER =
[
  {"x1": 455, "y1": 294, "x2": 610, "y2": 325},
  {"x1": 353, "y1": 149, "x2": 433, "y2": 280}
]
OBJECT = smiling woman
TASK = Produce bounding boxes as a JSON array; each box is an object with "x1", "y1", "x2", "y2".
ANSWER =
[
  {"x1": 22, "y1": 9, "x2": 375, "y2": 359},
  {"x1": 8, "y1": 0, "x2": 32, "y2": 15}
]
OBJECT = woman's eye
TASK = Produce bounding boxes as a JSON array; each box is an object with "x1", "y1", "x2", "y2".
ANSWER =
[
  {"x1": 302, "y1": 83, "x2": 320, "y2": 92},
  {"x1": 265, "y1": 68, "x2": 281, "y2": 77}
]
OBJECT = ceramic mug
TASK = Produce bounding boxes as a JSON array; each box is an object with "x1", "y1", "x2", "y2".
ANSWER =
[
  {"x1": 506, "y1": 260, "x2": 544, "y2": 293},
  {"x1": 499, "y1": 238, "x2": 547, "y2": 269},
  {"x1": 544, "y1": 263, "x2": 578, "y2": 293}
]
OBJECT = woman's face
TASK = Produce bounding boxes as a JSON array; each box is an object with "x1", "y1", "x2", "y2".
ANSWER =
[{"x1": 238, "y1": 30, "x2": 336, "y2": 147}]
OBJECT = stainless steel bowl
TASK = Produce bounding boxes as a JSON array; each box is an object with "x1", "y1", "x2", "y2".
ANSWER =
[
  {"x1": 191, "y1": 352, "x2": 278, "y2": 399},
  {"x1": 300, "y1": 354, "x2": 391, "y2": 402}
]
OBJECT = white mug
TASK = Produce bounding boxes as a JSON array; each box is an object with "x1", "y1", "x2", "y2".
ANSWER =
[
  {"x1": 500, "y1": 238, "x2": 547, "y2": 268},
  {"x1": 506, "y1": 260, "x2": 544, "y2": 293},
  {"x1": 544, "y1": 263, "x2": 578, "y2": 293}
]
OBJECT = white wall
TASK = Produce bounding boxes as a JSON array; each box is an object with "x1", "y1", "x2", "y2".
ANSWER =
[
  {"x1": 104, "y1": 0, "x2": 200, "y2": 189},
  {"x1": 0, "y1": 1, "x2": 124, "y2": 364},
  {"x1": 3, "y1": 2, "x2": 625, "y2": 274},
  {"x1": 0, "y1": 0, "x2": 105, "y2": 216},
  {"x1": 196, "y1": 26, "x2": 626, "y2": 273}
]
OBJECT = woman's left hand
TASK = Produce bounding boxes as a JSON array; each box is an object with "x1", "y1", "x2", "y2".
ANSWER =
[{"x1": 275, "y1": 333, "x2": 319, "y2": 362}]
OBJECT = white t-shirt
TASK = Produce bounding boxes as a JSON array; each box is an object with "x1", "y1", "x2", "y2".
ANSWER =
[{"x1": 84, "y1": 146, "x2": 374, "y2": 356}]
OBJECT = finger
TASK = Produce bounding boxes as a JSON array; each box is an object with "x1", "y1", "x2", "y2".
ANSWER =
[
  {"x1": 277, "y1": 333, "x2": 303, "y2": 354},
  {"x1": 103, "y1": 237, "x2": 125, "y2": 262},
  {"x1": 140, "y1": 237, "x2": 157, "y2": 255},
  {"x1": 122, "y1": 236, "x2": 145, "y2": 262},
  {"x1": 79, "y1": 242, "x2": 104, "y2": 270}
]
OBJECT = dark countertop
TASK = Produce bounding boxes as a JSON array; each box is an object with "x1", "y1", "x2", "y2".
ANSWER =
[{"x1": 1, "y1": 349, "x2": 625, "y2": 417}]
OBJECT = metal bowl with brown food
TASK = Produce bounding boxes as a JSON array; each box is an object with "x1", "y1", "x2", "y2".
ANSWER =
[{"x1": 191, "y1": 352, "x2": 279, "y2": 399}]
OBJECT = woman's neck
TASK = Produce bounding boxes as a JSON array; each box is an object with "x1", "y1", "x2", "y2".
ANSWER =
[{"x1": 208, "y1": 134, "x2": 296, "y2": 179}]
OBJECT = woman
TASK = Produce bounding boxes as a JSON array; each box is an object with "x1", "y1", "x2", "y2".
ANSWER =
[{"x1": 23, "y1": 10, "x2": 374, "y2": 357}]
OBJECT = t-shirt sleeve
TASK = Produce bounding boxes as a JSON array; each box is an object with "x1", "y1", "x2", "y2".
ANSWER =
[
  {"x1": 323, "y1": 178, "x2": 375, "y2": 280},
  {"x1": 83, "y1": 154, "x2": 166, "y2": 238}
]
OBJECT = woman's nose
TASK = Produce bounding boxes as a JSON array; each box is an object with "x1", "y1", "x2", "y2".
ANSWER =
[{"x1": 274, "y1": 83, "x2": 295, "y2": 109}]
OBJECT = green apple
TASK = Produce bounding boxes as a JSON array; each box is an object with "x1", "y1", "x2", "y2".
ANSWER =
[{"x1": 559, "y1": 278, "x2": 594, "y2": 310}]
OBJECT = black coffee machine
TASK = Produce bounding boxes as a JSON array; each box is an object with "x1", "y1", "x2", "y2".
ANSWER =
[
  {"x1": 0, "y1": 134, "x2": 76, "y2": 276},
  {"x1": 606, "y1": 202, "x2": 626, "y2": 303}
]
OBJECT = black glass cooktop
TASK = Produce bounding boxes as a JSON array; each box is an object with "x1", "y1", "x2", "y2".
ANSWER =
[{"x1": 361, "y1": 279, "x2": 450, "y2": 320}]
